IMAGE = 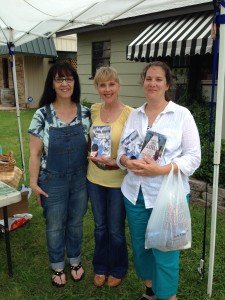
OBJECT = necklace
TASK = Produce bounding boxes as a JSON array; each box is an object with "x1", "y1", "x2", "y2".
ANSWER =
[
  {"x1": 105, "y1": 114, "x2": 111, "y2": 123},
  {"x1": 101, "y1": 103, "x2": 120, "y2": 124},
  {"x1": 101, "y1": 107, "x2": 110, "y2": 123},
  {"x1": 145, "y1": 100, "x2": 168, "y2": 127}
]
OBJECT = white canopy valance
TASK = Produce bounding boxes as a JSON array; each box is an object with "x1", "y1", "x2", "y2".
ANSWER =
[{"x1": 0, "y1": 0, "x2": 211, "y2": 46}]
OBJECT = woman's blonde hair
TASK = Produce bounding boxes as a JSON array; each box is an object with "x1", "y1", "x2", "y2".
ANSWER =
[{"x1": 93, "y1": 66, "x2": 120, "y2": 88}]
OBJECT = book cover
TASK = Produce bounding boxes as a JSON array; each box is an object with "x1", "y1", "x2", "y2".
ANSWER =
[
  {"x1": 121, "y1": 129, "x2": 144, "y2": 159},
  {"x1": 90, "y1": 125, "x2": 112, "y2": 158},
  {"x1": 139, "y1": 130, "x2": 167, "y2": 163}
]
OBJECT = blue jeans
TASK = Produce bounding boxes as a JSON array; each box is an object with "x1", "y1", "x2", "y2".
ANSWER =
[
  {"x1": 39, "y1": 169, "x2": 88, "y2": 270},
  {"x1": 87, "y1": 180, "x2": 128, "y2": 278}
]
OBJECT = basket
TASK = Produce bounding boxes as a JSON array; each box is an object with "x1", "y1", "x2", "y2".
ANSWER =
[{"x1": 0, "y1": 151, "x2": 16, "y2": 172}]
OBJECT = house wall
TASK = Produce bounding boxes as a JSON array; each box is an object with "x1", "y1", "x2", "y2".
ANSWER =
[
  {"x1": 0, "y1": 55, "x2": 52, "y2": 108},
  {"x1": 77, "y1": 25, "x2": 225, "y2": 139},
  {"x1": 77, "y1": 23, "x2": 150, "y2": 107},
  {"x1": 23, "y1": 56, "x2": 51, "y2": 108},
  {"x1": 53, "y1": 34, "x2": 77, "y2": 52}
]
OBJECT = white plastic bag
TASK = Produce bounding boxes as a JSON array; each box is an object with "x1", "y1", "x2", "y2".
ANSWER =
[
  {"x1": 0, "y1": 213, "x2": 32, "y2": 232},
  {"x1": 145, "y1": 165, "x2": 192, "y2": 251}
]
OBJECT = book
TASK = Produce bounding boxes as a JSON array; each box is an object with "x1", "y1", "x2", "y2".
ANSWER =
[
  {"x1": 139, "y1": 130, "x2": 167, "y2": 163},
  {"x1": 121, "y1": 129, "x2": 144, "y2": 159},
  {"x1": 90, "y1": 125, "x2": 112, "y2": 158}
]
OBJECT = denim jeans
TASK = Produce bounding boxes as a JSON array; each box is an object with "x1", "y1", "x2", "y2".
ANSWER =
[
  {"x1": 38, "y1": 104, "x2": 88, "y2": 271},
  {"x1": 87, "y1": 180, "x2": 128, "y2": 278},
  {"x1": 39, "y1": 169, "x2": 88, "y2": 270}
]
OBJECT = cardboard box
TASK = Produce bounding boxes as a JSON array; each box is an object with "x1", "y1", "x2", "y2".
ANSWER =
[{"x1": 0, "y1": 191, "x2": 29, "y2": 219}]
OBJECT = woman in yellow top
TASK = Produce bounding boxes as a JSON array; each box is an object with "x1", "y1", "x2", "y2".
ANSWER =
[{"x1": 87, "y1": 66, "x2": 133, "y2": 287}]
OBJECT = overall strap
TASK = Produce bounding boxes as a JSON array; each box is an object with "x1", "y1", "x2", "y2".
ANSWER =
[{"x1": 76, "y1": 104, "x2": 89, "y2": 135}]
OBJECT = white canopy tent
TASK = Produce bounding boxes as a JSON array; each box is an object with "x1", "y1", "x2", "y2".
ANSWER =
[
  {"x1": 0, "y1": 0, "x2": 211, "y2": 178},
  {"x1": 0, "y1": 0, "x2": 223, "y2": 298},
  {"x1": 0, "y1": 0, "x2": 211, "y2": 47}
]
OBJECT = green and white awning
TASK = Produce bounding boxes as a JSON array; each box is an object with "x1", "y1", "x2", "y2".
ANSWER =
[{"x1": 127, "y1": 12, "x2": 213, "y2": 61}]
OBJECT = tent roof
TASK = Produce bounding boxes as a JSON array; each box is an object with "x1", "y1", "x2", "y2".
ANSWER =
[
  {"x1": 0, "y1": 0, "x2": 211, "y2": 47},
  {"x1": 57, "y1": 2, "x2": 212, "y2": 36}
]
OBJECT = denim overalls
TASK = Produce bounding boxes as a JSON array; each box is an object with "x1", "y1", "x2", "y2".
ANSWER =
[{"x1": 38, "y1": 104, "x2": 88, "y2": 270}]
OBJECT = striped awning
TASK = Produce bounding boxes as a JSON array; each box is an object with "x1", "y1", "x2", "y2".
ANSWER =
[{"x1": 127, "y1": 12, "x2": 214, "y2": 61}]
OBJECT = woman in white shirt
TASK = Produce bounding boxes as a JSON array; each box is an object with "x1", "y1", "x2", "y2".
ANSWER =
[{"x1": 117, "y1": 61, "x2": 201, "y2": 300}]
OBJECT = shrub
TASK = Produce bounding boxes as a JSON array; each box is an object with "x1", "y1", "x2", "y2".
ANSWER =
[
  {"x1": 179, "y1": 101, "x2": 225, "y2": 187},
  {"x1": 81, "y1": 98, "x2": 93, "y2": 108}
]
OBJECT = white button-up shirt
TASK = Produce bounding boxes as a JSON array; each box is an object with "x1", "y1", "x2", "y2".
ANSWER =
[{"x1": 117, "y1": 101, "x2": 201, "y2": 208}]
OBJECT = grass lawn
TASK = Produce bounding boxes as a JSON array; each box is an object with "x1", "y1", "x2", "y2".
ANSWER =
[{"x1": 0, "y1": 109, "x2": 225, "y2": 300}]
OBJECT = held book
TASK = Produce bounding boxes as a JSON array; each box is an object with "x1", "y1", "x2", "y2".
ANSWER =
[
  {"x1": 139, "y1": 130, "x2": 167, "y2": 163},
  {"x1": 90, "y1": 125, "x2": 112, "y2": 158},
  {"x1": 121, "y1": 129, "x2": 144, "y2": 159}
]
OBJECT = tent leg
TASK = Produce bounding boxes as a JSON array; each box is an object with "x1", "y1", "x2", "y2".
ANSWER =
[
  {"x1": 207, "y1": 4, "x2": 225, "y2": 297},
  {"x1": 11, "y1": 54, "x2": 26, "y2": 181},
  {"x1": 207, "y1": 166, "x2": 219, "y2": 297}
]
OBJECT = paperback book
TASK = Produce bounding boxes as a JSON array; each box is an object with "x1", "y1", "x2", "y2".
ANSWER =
[
  {"x1": 139, "y1": 130, "x2": 167, "y2": 163},
  {"x1": 90, "y1": 125, "x2": 112, "y2": 158},
  {"x1": 121, "y1": 129, "x2": 144, "y2": 159}
]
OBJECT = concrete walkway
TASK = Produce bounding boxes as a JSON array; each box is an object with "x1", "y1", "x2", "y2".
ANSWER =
[{"x1": 0, "y1": 105, "x2": 16, "y2": 111}]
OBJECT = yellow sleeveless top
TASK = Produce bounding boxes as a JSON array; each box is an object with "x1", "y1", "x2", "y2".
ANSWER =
[{"x1": 87, "y1": 103, "x2": 133, "y2": 187}]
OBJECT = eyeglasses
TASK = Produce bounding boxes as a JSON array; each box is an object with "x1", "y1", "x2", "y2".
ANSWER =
[{"x1": 54, "y1": 76, "x2": 74, "y2": 83}]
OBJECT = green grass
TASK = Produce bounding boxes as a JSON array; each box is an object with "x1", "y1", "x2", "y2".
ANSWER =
[{"x1": 0, "y1": 109, "x2": 225, "y2": 300}]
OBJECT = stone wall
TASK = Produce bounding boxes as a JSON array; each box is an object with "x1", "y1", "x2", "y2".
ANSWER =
[{"x1": 190, "y1": 178, "x2": 225, "y2": 212}]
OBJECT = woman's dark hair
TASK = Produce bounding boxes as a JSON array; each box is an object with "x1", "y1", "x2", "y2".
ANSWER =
[
  {"x1": 140, "y1": 61, "x2": 174, "y2": 101},
  {"x1": 39, "y1": 62, "x2": 81, "y2": 108}
]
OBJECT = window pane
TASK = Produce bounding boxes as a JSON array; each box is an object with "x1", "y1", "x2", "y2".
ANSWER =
[{"x1": 92, "y1": 41, "x2": 111, "y2": 77}]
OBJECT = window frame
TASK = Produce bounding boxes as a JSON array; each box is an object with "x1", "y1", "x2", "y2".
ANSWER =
[{"x1": 91, "y1": 40, "x2": 111, "y2": 78}]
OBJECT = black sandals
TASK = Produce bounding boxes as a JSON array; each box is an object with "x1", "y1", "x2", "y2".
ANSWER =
[
  {"x1": 52, "y1": 270, "x2": 66, "y2": 288},
  {"x1": 70, "y1": 262, "x2": 85, "y2": 282}
]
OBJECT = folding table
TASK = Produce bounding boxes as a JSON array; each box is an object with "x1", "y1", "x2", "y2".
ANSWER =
[{"x1": 0, "y1": 180, "x2": 21, "y2": 276}]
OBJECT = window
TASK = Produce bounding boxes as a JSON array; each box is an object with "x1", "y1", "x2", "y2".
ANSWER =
[
  {"x1": 199, "y1": 54, "x2": 214, "y2": 80},
  {"x1": 2, "y1": 58, "x2": 9, "y2": 88},
  {"x1": 91, "y1": 41, "x2": 111, "y2": 77}
]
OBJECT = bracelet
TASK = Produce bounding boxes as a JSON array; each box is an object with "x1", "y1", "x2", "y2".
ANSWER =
[{"x1": 123, "y1": 157, "x2": 130, "y2": 168}]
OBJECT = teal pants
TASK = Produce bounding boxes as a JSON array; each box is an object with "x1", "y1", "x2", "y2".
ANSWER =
[{"x1": 124, "y1": 189, "x2": 190, "y2": 299}]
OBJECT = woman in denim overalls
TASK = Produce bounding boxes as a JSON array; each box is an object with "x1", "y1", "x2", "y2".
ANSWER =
[{"x1": 28, "y1": 62, "x2": 91, "y2": 287}]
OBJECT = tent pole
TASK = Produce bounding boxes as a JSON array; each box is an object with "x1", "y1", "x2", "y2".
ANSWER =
[
  {"x1": 207, "y1": 4, "x2": 225, "y2": 297},
  {"x1": 11, "y1": 53, "x2": 26, "y2": 181}
]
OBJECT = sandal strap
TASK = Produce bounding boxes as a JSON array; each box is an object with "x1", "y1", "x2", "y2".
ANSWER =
[
  {"x1": 53, "y1": 270, "x2": 65, "y2": 277},
  {"x1": 70, "y1": 262, "x2": 82, "y2": 272}
]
